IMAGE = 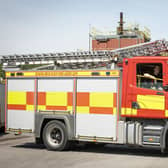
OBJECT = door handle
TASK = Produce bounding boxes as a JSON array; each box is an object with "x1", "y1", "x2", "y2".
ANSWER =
[
  {"x1": 156, "y1": 92, "x2": 164, "y2": 95},
  {"x1": 132, "y1": 102, "x2": 140, "y2": 109}
]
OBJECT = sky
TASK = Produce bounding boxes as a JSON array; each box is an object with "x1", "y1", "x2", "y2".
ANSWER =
[{"x1": 0, "y1": 0, "x2": 168, "y2": 55}]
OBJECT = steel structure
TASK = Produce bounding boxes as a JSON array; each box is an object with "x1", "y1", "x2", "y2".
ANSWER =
[{"x1": 1, "y1": 40, "x2": 168, "y2": 70}]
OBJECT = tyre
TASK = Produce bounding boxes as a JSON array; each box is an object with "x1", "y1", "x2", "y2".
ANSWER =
[
  {"x1": 42, "y1": 120, "x2": 69, "y2": 151},
  {"x1": 35, "y1": 137, "x2": 43, "y2": 144}
]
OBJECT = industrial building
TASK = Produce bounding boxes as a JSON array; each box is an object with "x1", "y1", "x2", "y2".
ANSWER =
[{"x1": 91, "y1": 12, "x2": 151, "y2": 50}]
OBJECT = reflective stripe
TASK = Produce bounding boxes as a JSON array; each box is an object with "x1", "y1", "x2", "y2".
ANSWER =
[
  {"x1": 77, "y1": 72, "x2": 92, "y2": 76},
  {"x1": 38, "y1": 92, "x2": 46, "y2": 105},
  {"x1": 125, "y1": 108, "x2": 131, "y2": 115},
  {"x1": 26, "y1": 92, "x2": 34, "y2": 105},
  {"x1": 121, "y1": 108, "x2": 125, "y2": 115},
  {"x1": 90, "y1": 93, "x2": 113, "y2": 107},
  {"x1": 7, "y1": 90, "x2": 117, "y2": 115},
  {"x1": 121, "y1": 108, "x2": 137, "y2": 116},
  {"x1": 37, "y1": 92, "x2": 73, "y2": 112},
  {"x1": 76, "y1": 92, "x2": 117, "y2": 115},
  {"x1": 67, "y1": 106, "x2": 73, "y2": 111},
  {"x1": 6, "y1": 70, "x2": 120, "y2": 78},
  {"x1": 8, "y1": 104, "x2": 26, "y2": 110},
  {"x1": 26, "y1": 105, "x2": 34, "y2": 111},
  {"x1": 38, "y1": 105, "x2": 46, "y2": 111},
  {"x1": 165, "y1": 110, "x2": 168, "y2": 117},
  {"x1": 46, "y1": 92, "x2": 67, "y2": 106},
  {"x1": 46, "y1": 106, "x2": 67, "y2": 110},
  {"x1": 76, "y1": 92, "x2": 89, "y2": 106},
  {"x1": 8, "y1": 91, "x2": 26, "y2": 105},
  {"x1": 8, "y1": 91, "x2": 35, "y2": 111},
  {"x1": 121, "y1": 107, "x2": 166, "y2": 118},
  {"x1": 132, "y1": 109, "x2": 137, "y2": 115},
  {"x1": 137, "y1": 95, "x2": 164, "y2": 110},
  {"x1": 77, "y1": 106, "x2": 90, "y2": 114},
  {"x1": 90, "y1": 107, "x2": 113, "y2": 114},
  {"x1": 113, "y1": 107, "x2": 117, "y2": 115},
  {"x1": 24, "y1": 72, "x2": 36, "y2": 77}
]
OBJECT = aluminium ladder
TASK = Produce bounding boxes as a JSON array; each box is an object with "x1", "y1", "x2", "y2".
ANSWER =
[{"x1": 1, "y1": 40, "x2": 168, "y2": 70}]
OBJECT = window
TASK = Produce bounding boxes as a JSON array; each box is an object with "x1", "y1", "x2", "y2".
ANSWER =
[{"x1": 136, "y1": 63, "x2": 163, "y2": 90}]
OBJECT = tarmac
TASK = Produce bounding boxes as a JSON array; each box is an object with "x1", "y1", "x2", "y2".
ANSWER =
[
  {"x1": 0, "y1": 132, "x2": 30, "y2": 142},
  {"x1": 0, "y1": 132, "x2": 168, "y2": 168}
]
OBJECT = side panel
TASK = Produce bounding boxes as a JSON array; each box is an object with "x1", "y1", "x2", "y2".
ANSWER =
[
  {"x1": 76, "y1": 78, "x2": 118, "y2": 140},
  {"x1": 7, "y1": 79, "x2": 35, "y2": 132},
  {"x1": 37, "y1": 78, "x2": 74, "y2": 112}
]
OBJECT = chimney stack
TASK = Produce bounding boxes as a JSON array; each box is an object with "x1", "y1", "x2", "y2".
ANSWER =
[{"x1": 117, "y1": 12, "x2": 124, "y2": 35}]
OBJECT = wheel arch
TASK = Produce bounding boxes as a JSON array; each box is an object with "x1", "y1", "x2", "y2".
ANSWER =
[{"x1": 35, "y1": 113, "x2": 75, "y2": 143}]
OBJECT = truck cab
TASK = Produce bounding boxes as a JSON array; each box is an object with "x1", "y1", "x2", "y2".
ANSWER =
[{"x1": 122, "y1": 56, "x2": 168, "y2": 119}]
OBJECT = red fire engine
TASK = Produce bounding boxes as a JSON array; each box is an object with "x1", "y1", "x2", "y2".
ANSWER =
[{"x1": 1, "y1": 40, "x2": 168, "y2": 153}]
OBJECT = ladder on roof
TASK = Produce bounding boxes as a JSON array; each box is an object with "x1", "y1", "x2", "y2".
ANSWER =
[{"x1": 1, "y1": 39, "x2": 168, "y2": 70}]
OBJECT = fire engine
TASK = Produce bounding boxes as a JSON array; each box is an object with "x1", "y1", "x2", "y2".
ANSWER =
[{"x1": 2, "y1": 40, "x2": 168, "y2": 152}]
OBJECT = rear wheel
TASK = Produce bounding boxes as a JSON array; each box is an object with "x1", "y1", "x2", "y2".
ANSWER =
[
  {"x1": 42, "y1": 120, "x2": 69, "y2": 151},
  {"x1": 35, "y1": 137, "x2": 43, "y2": 144}
]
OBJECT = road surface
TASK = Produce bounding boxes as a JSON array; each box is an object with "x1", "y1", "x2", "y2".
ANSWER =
[{"x1": 0, "y1": 133, "x2": 168, "y2": 168}]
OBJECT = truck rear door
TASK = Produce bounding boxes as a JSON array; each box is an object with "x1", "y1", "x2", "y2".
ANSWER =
[
  {"x1": 76, "y1": 76, "x2": 119, "y2": 141},
  {"x1": 7, "y1": 79, "x2": 35, "y2": 133}
]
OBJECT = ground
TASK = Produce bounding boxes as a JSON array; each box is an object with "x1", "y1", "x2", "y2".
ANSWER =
[{"x1": 0, "y1": 133, "x2": 168, "y2": 168}]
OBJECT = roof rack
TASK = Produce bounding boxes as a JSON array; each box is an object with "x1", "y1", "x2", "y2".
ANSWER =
[{"x1": 1, "y1": 40, "x2": 168, "y2": 70}]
